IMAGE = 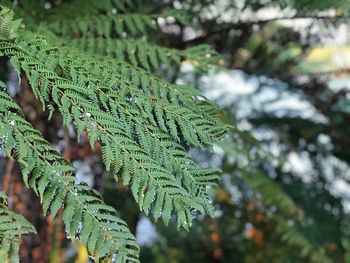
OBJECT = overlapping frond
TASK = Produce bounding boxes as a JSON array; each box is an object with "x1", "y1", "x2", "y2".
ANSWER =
[
  {"x1": 0, "y1": 29, "x2": 218, "y2": 228},
  {"x1": 0, "y1": 89, "x2": 139, "y2": 262},
  {"x1": 0, "y1": 192, "x2": 36, "y2": 263},
  {"x1": 0, "y1": 5, "x2": 229, "y2": 227},
  {"x1": 0, "y1": 2, "x2": 227, "y2": 260}
]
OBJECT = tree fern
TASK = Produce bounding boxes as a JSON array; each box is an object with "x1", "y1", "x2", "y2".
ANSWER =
[{"x1": 0, "y1": 1, "x2": 227, "y2": 261}]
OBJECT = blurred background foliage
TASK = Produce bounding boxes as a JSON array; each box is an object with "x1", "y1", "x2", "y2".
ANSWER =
[
  {"x1": 2, "y1": 0, "x2": 350, "y2": 262},
  {"x1": 134, "y1": 0, "x2": 350, "y2": 262}
]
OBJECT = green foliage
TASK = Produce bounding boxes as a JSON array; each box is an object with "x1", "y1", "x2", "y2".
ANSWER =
[
  {"x1": 66, "y1": 38, "x2": 219, "y2": 72},
  {"x1": 218, "y1": 135, "x2": 329, "y2": 261},
  {"x1": 219, "y1": 133, "x2": 304, "y2": 219},
  {"x1": 0, "y1": 192, "x2": 36, "y2": 263},
  {"x1": 125, "y1": 0, "x2": 350, "y2": 262},
  {"x1": 43, "y1": 4, "x2": 190, "y2": 38},
  {"x1": 278, "y1": 0, "x2": 350, "y2": 12},
  {"x1": 0, "y1": 89, "x2": 139, "y2": 262},
  {"x1": 242, "y1": 170, "x2": 304, "y2": 219},
  {"x1": 0, "y1": 1, "x2": 226, "y2": 261},
  {"x1": 274, "y1": 216, "x2": 331, "y2": 263},
  {"x1": 0, "y1": 6, "x2": 21, "y2": 40}
]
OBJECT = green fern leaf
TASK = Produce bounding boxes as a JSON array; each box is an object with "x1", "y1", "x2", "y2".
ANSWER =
[
  {"x1": 0, "y1": 192, "x2": 36, "y2": 263},
  {"x1": 0, "y1": 90, "x2": 140, "y2": 262}
]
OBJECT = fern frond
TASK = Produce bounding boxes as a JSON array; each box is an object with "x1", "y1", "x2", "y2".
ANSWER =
[
  {"x1": 0, "y1": 90, "x2": 139, "y2": 262},
  {"x1": 60, "y1": 38, "x2": 220, "y2": 209},
  {"x1": 55, "y1": 45, "x2": 229, "y2": 145},
  {"x1": 0, "y1": 192, "x2": 36, "y2": 263},
  {"x1": 0, "y1": 6, "x2": 21, "y2": 40},
  {"x1": 242, "y1": 170, "x2": 303, "y2": 219},
  {"x1": 2, "y1": 44, "x2": 207, "y2": 228},
  {"x1": 4, "y1": 30, "x2": 223, "y2": 151},
  {"x1": 1, "y1": 40, "x2": 209, "y2": 230},
  {"x1": 44, "y1": 10, "x2": 189, "y2": 39},
  {"x1": 0, "y1": 2, "x2": 227, "y2": 237},
  {"x1": 67, "y1": 38, "x2": 220, "y2": 71},
  {"x1": 275, "y1": 216, "x2": 332, "y2": 263},
  {"x1": 40, "y1": 0, "x2": 161, "y2": 21},
  {"x1": 113, "y1": 0, "x2": 163, "y2": 13},
  {"x1": 46, "y1": 13, "x2": 153, "y2": 38},
  {"x1": 6, "y1": 26, "x2": 228, "y2": 147},
  {"x1": 219, "y1": 135, "x2": 304, "y2": 219},
  {"x1": 0, "y1": 18, "x2": 229, "y2": 228},
  {"x1": 42, "y1": 0, "x2": 102, "y2": 20}
]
